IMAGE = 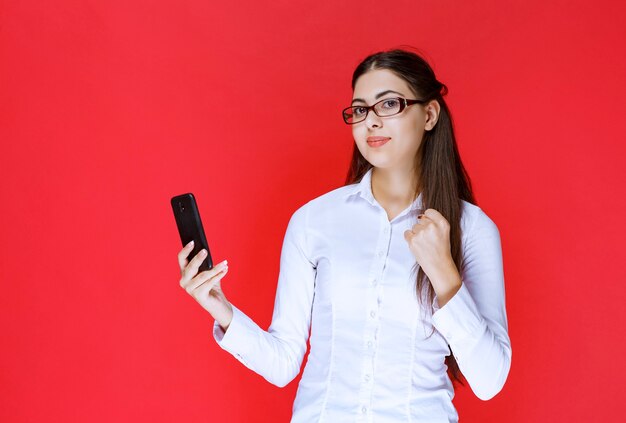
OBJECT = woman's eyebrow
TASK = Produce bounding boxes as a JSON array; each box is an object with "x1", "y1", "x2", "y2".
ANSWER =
[{"x1": 351, "y1": 90, "x2": 404, "y2": 105}]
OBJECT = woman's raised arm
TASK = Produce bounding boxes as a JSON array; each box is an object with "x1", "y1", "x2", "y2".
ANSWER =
[{"x1": 431, "y1": 208, "x2": 512, "y2": 400}]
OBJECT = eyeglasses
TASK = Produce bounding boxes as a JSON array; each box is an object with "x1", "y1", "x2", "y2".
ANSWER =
[{"x1": 342, "y1": 97, "x2": 427, "y2": 125}]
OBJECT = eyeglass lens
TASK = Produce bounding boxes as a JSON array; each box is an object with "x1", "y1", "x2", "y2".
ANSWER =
[{"x1": 344, "y1": 98, "x2": 402, "y2": 124}]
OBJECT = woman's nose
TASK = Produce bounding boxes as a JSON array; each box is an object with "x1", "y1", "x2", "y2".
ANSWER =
[{"x1": 365, "y1": 109, "x2": 383, "y2": 128}]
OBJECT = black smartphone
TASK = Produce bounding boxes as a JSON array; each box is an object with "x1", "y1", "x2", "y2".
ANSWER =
[{"x1": 171, "y1": 193, "x2": 213, "y2": 272}]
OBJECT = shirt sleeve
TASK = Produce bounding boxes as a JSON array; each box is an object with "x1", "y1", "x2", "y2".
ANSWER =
[
  {"x1": 431, "y1": 208, "x2": 512, "y2": 401},
  {"x1": 211, "y1": 203, "x2": 316, "y2": 388}
]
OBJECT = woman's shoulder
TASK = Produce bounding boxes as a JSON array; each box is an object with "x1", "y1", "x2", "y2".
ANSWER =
[
  {"x1": 460, "y1": 199, "x2": 500, "y2": 240},
  {"x1": 295, "y1": 184, "x2": 358, "y2": 213},
  {"x1": 286, "y1": 184, "x2": 357, "y2": 226}
]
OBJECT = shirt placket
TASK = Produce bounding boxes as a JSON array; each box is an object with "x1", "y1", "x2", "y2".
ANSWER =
[{"x1": 357, "y1": 215, "x2": 392, "y2": 422}]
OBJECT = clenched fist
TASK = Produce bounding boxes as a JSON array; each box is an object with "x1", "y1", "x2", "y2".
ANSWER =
[{"x1": 403, "y1": 208, "x2": 461, "y2": 307}]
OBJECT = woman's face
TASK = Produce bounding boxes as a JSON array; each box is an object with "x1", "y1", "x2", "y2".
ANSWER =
[{"x1": 351, "y1": 68, "x2": 439, "y2": 172}]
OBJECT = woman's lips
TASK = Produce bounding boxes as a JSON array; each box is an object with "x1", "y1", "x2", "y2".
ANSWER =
[{"x1": 367, "y1": 136, "x2": 391, "y2": 148}]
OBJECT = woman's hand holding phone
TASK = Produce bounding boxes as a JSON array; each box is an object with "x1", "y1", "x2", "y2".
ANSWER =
[{"x1": 178, "y1": 240, "x2": 233, "y2": 332}]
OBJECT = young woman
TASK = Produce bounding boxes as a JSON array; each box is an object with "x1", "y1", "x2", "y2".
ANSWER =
[{"x1": 177, "y1": 48, "x2": 512, "y2": 422}]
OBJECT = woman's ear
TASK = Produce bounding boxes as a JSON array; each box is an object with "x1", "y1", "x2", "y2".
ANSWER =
[{"x1": 424, "y1": 99, "x2": 441, "y2": 131}]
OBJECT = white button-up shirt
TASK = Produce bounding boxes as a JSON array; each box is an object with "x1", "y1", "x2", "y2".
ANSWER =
[{"x1": 213, "y1": 167, "x2": 512, "y2": 422}]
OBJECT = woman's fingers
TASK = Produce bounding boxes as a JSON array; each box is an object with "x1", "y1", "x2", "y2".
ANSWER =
[
  {"x1": 177, "y1": 240, "x2": 195, "y2": 273},
  {"x1": 180, "y1": 248, "x2": 208, "y2": 283},
  {"x1": 187, "y1": 266, "x2": 229, "y2": 297},
  {"x1": 423, "y1": 208, "x2": 448, "y2": 228},
  {"x1": 182, "y1": 260, "x2": 228, "y2": 291}
]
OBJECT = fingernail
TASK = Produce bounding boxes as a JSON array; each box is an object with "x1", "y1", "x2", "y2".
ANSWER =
[
  {"x1": 200, "y1": 249, "x2": 207, "y2": 256},
  {"x1": 188, "y1": 240, "x2": 194, "y2": 247}
]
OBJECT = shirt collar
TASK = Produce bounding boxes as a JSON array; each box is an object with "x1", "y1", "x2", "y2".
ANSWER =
[{"x1": 344, "y1": 167, "x2": 424, "y2": 215}]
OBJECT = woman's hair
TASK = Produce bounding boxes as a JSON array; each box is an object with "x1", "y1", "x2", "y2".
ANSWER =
[{"x1": 344, "y1": 47, "x2": 476, "y2": 386}]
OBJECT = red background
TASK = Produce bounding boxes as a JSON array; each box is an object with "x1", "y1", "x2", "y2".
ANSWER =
[{"x1": 1, "y1": 1, "x2": 625, "y2": 421}]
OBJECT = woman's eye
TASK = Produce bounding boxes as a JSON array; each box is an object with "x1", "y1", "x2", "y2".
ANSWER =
[
  {"x1": 382, "y1": 99, "x2": 399, "y2": 109},
  {"x1": 353, "y1": 107, "x2": 367, "y2": 115}
]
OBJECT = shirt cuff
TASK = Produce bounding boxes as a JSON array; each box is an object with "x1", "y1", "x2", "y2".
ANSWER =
[
  {"x1": 212, "y1": 303, "x2": 259, "y2": 366},
  {"x1": 431, "y1": 283, "x2": 486, "y2": 352}
]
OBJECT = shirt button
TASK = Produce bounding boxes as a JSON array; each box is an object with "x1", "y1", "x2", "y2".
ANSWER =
[
  {"x1": 378, "y1": 251, "x2": 384, "y2": 257},
  {"x1": 367, "y1": 341, "x2": 373, "y2": 348},
  {"x1": 365, "y1": 374, "x2": 371, "y2": 381},
  {"x1": 370, "y1": 278, "x2": 376, "y2": 286},
  {"x1": 361, "y1": 406, "x2": 367, "y2": 413},
  {"x1": 370, "y1": 310, "x2": 376, "y2": 318}
]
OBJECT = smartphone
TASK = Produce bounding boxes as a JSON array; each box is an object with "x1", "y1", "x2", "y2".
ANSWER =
[{"x1": 171, "y1": 193, "x2": 214, "y2": 272}]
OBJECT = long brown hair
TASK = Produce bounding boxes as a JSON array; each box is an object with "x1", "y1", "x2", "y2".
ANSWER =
[{"x1": 344, "y1": 47, "x2": 476, "y2": 385}]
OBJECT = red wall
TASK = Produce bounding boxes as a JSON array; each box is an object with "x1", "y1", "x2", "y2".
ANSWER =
[{"x1": 1, "y1": 1, "x2": 625, "y2": 421}]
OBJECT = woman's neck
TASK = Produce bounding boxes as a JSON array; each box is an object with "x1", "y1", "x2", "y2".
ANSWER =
[{"x1": 370, "y1": 166, "x2": 420, "y2": 208}]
